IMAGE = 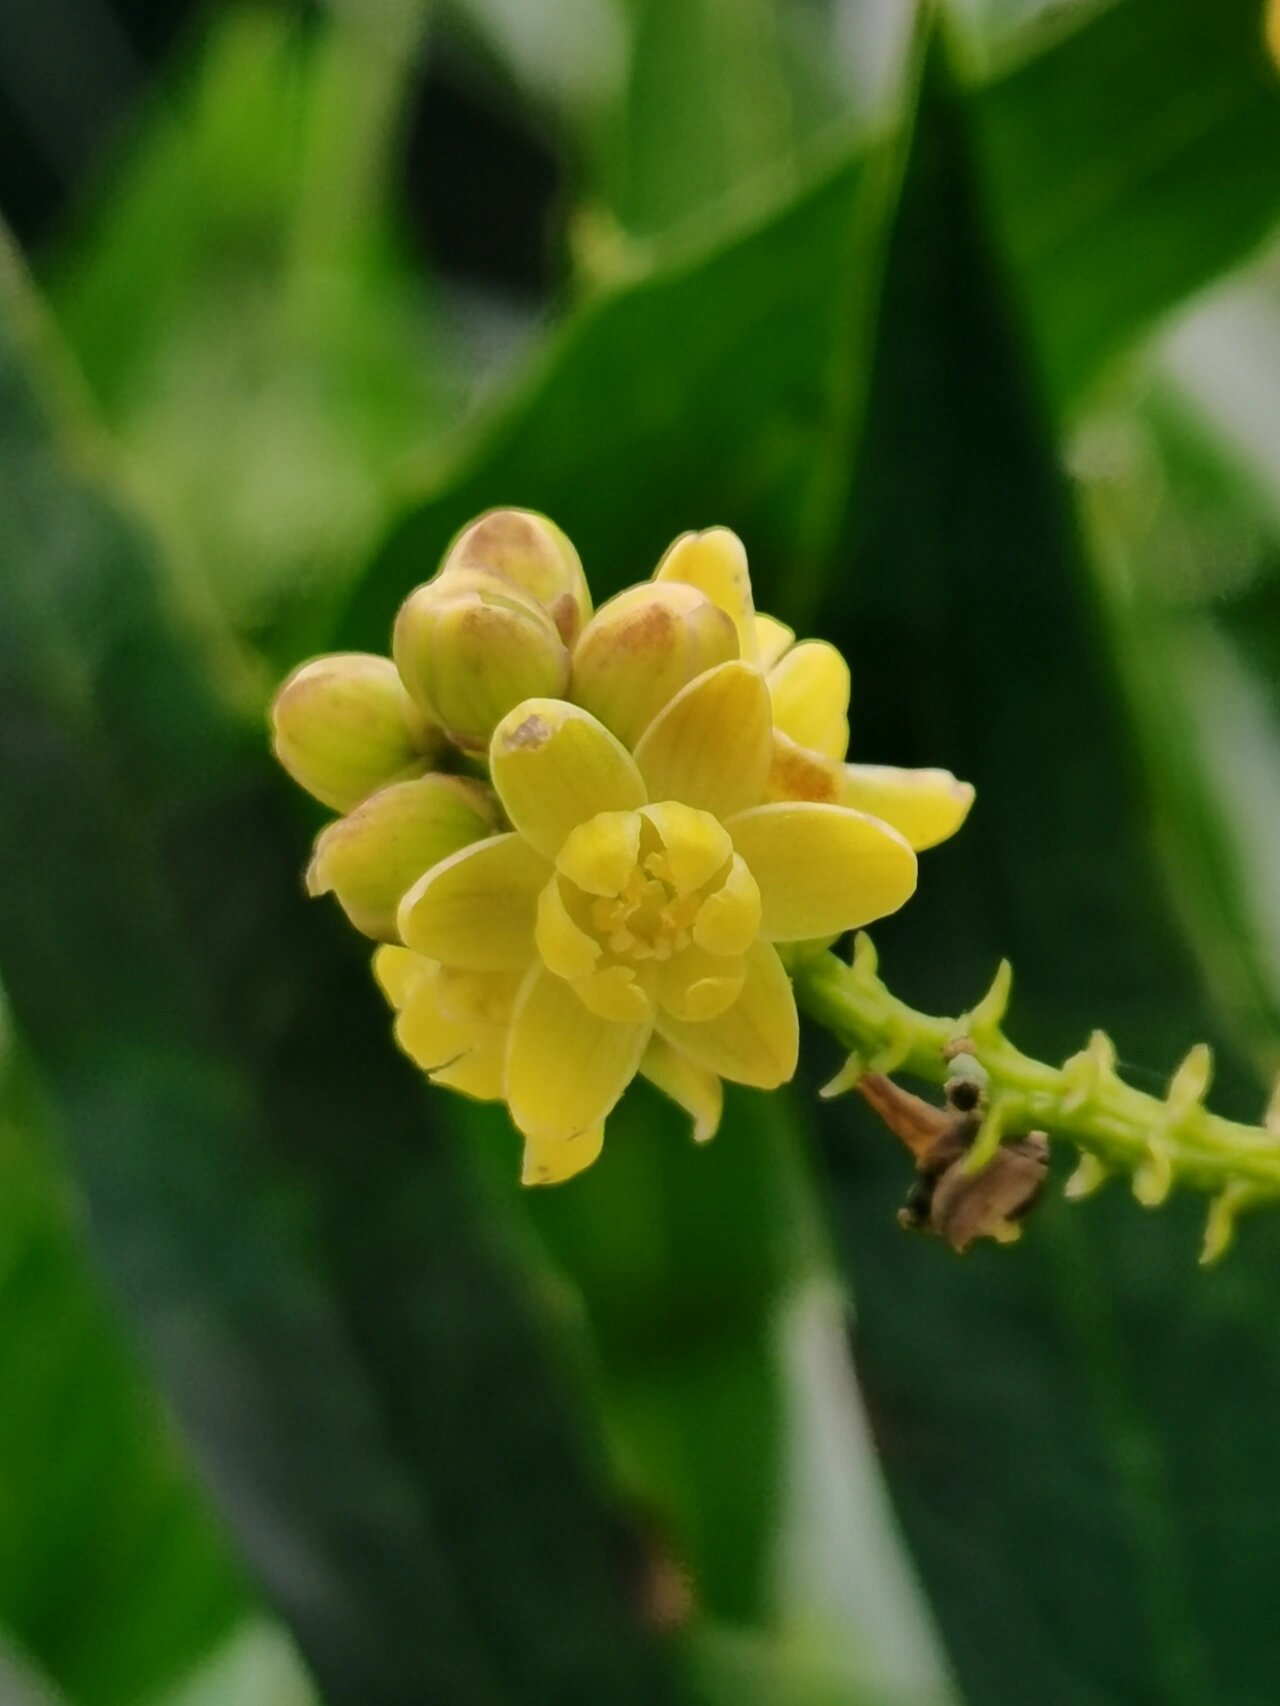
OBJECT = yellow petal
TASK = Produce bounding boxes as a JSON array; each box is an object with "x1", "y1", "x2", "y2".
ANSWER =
[
  {"x1": 398, "y1": 833, "x2": 547, "y2": 969},
  {"x1": 633, "y1": 661, "x2": 772, "y2": 820},
  {"x1": 395, "y1": 968, "x2": 506, "y2": 1099},
  {"x1": 571, "y1": 582, "x2": 738, "y2": 749},
  {"x1": 536, "y1": 877, "x2": 603, "y2": 980},
  {"x1": 306, "y1": 774, "x2": 496, "y2": 941},
  {"x1": 521, "y1": 1123, "x2": 605, "y2": 1186},
  {"x1": 655, "y1": 940, "x2": 798, "y2": 1089},
  {"x1": 767, "y1": 640, "x2": 850, "y2": 759},
  {"x1": 433, "y1": 967, "x2": 522, "y2": 1026},
  {"x1": 372, "y1": 944, "x2": 431, "y2": 1010},
  {"x1": 506, "y1": 965, "x2": 650, "y2": 1142},
  {"x1": 727, "y1": 803, "x2": 917, "y2": 941},
  {"x1": 692, "y1": 854, "x2": 761, "y2": 956},
  {"x1": 556, "y1": 810, "x2": 642, "y2": 896},
  {"x1": 640, "y1": 801, "x2": 732, "y2": 893},
  {"x1": 654, "y1": 529, "x2": 757, "y2": 661},
  {"x1": 765, "y1": 730, "x2": 841, "y2": 803},
  {"x1": 640, "y1": 1035, "x2": 723, "y2": 1143},
  {"x1": 490, "y1": 700, "x2": 647, "y2": 860},
  {"x1": 658, "y1": 943, "x2": 746, "y2": 1021},
  {"x1": 271, "y1": 653, "x2": 431, "y2": 812},
  {"x1": 571, "y1": 963, "x2": 655, "y2": 1023},
  {"x1": 838, "y1": 763, "x2": 975, "y2": 851},
  {"x1": 754, "y1": 613, "x2": 795, "y2": 671}
]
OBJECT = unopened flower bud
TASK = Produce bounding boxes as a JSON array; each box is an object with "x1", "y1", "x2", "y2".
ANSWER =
[
  {"x1": 394, "y1": 570, "x2": 571, "y2": 751},
  {"x1": 440, "y1": 508, "x2": 591, "y2": 644},
  {"x1": 571, "y1": 582, "x2": 738, "y2": 748},
  {"x1": 306, "y1": 774, "x2": 497, "y2": 941},
  {"x1": 271, "y1": 653, "x2": 436, "y2": 812}
]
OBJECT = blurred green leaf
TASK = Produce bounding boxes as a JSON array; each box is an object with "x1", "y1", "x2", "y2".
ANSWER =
[
  {"x1": 0, "y1": 1051, "x2": 249, "y2": 1706},
  {"x1": 972, "y1": 0, "x2": 1280, "y2": 408},
  {"x1": 0, "y1": 237, "x2": 686, "y2": 1705},
  {"x1": 160, "y1": 1621, "x2": 317, "y2": 1706},
  {"x1": 603, "y1": 0, "x2": 803, "y2": 239},
  {"x1": 45, "y1": 3, "x2": 456, "y2": 652},
  {"x1": 807, "y1": 41, "x2": 1280, "y2": 1706}
]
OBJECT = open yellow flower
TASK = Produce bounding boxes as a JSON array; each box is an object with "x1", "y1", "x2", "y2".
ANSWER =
[{"x1": 397, "y1": 662, "x2": 917, "y2": 1182}]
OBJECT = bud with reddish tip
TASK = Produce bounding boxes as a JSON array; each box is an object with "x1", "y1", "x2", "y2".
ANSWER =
[
  {"x1": 571, "y1": 581, "x2": 739, "y2": 748},
  {"x1": 271, "y1": 653, "x2": 438, "y2": 812},
  {"x1": 440, "y1": 508, "x2": 591, "y2": 644},
  {"x1": 393, "y1": 570, "x2": 571, "y2": 752}
]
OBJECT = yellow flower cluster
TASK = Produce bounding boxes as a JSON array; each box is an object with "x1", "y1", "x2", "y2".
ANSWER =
[{"x1": 271, "y1": 511, "x2": 973, "y2": 1183}]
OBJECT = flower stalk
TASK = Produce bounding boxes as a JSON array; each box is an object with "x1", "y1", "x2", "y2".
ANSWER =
[{"x1": 795, "y1": 933, "x2": 1280, "y2": 1263}]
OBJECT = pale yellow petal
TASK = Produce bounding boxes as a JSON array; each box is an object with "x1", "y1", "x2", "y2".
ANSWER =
[
  {"x1": 398, "y1": 833, "x2": 547, "y2": 969},
  {"x1": 521, "y1": 1123, "x2": 605, "y2": 1186},
  {"x1": 768, "y1": 640, "x2": 850, "y2": 760},
  {"x1": 655, "y1": 940, "x2": 798, "y2": 1089},
  {"x1": 571, "y1": 963, "x2": 655, "y2": 1023},
  {"x1": 765, "y1": 730, "x2": 841, "y2": 803},
  {"x1": 838, "y1": 763, "x2": 975, "y2": 851},
  {"x1": 640, "y1": 1035, "x2": 723, "y2": 1143},
  {"x1": 505, "y1": 965, "x2": 650, "y2": 1141},
  {"x1": 395, "y1": 970, "x2": 506, "y2": 1100},
  {"x1": 633, "y1": 661, "x2": 771, "y2": 819},
  {"x1": 657, "y1": 944, "x2": 746, "y2": 1022},
  {"x1": 306, "y1": 774, "x2": 496, "y2": 941},
  {"x1": 640, "y1": 801, "x2": 732, "y2": 893},
  {"x1": 754, "y1": 614, "x2": 795, "y2": 671},
  {"x1": 692, "y1": 854, "x2": 761, "y2": 956},
  {"x1": 727, "y1": 802, "x2": 917, "y2": 941},
  {"x1": 556, "y1": 810, "x2": 642, "y2": 896},
  {"x1": 490, "y1": 700, "x2": 647, "y2": 860},
  {"x1": 372, "y1": 944, "x2": 431, "y2": 1010},
  {"x1": 654, "y1": 529, "x2": 758, "y2": 661},
  {"x1": 433, "y1": 967, "x2": 523, "y2": 1026},
  {"x1": 535, "y1": 877, "x2": 603, "y2": 979}
]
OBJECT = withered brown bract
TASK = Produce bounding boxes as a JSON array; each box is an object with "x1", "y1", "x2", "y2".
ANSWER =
[{"x1": 854, "y1": 1068, "x2": 1049, "y2": 1253}]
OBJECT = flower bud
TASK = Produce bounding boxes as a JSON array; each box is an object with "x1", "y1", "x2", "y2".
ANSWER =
[
  {"x1": 394, "y1": 570, "x2": 571, "y2": 751},
  {"x1": 306, "y1": 774, "x2": 497, "y2": 941},
  {"x1": 440, "y1": 509, "x2": 591, "y2": 644},
  {"x1": 570, "y1": 582, "x2": 738, "y2": 749},
  {"x1": 271, "y1": 653, "x2": 436, "y2": 812}
]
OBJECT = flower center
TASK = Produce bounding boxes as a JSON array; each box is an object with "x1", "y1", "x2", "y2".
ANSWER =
[{"x1": 534, "y1": 802, "x2": 763, "y2": 1022}]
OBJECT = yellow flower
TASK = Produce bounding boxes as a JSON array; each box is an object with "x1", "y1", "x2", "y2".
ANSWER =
[
  {"x1": 271, "y1": 518, "x2": 973, "y2": 1188},
  {"x1": 397, "y1": 662, "x2": 917, "y2": 1182}
]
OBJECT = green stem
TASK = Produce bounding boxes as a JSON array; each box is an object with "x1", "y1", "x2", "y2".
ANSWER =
[{"x1": 793, "y1": 935, "x2": 1280, "y2": 1262}]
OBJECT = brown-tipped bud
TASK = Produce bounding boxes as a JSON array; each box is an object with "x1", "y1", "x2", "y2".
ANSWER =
[
  {"x1": 440, "y1": 509, "x2": 591, "y2": 644},
  {"x1": 306, "y1": 774, "x2": 497, "y2": 941},
  {"x1": 570, "y1": 582, "x2": 738, "y2": 749},
  {"x1": 271, "y1": 653, "x2": 435, "y2": 812},
  {"x1": 393, "y1": 570, "x2": 571, "y2": 752}
]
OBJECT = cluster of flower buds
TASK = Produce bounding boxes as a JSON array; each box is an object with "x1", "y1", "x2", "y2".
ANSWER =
[{"x1": 271, "y1": 510, "x2": 974, "y2": 1184}]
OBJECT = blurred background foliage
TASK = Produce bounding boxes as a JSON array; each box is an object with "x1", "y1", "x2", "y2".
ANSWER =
[{"x1": 1, "y1": 0, "x2": 1279, "y2": 1701}]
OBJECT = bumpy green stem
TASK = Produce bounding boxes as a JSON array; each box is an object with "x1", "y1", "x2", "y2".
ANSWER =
[{"x1": 793, "y1": 935, "x2": 1280, "y2": 1263}]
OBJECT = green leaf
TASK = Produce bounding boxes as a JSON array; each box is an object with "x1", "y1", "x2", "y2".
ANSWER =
[
  {"x1": 44, "y1": 4, "x2": 455, "y2": 651},
  {"x1": 0, "y1": 1049, "x2": 249, "y2": 1706},
  {"x1": 0, "y1": 238, "x2": 684, "y2": 1705},
  {"x1": 808, "y1": 41, "x2": 1280, "y2": 1706},
  {"x1": 972, "y1": 0, "x2": 1280, "y2": 408}
]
